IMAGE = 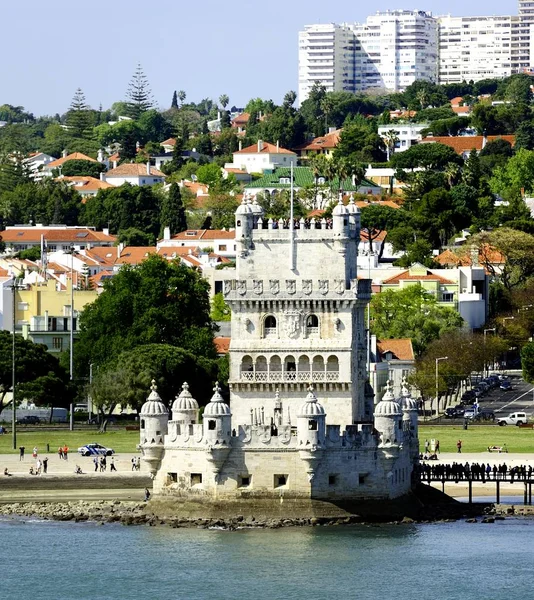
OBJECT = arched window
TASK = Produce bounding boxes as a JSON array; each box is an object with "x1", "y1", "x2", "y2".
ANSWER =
[
  {"x1": 264, "y1": 315, "x2": 277, "y2": 337},
  {"x1": 241, "y1": 356, "x2": 253, "y2": 380},
  {"x1": 306, "y1": 314, "x2": 319, "y2": 336}
]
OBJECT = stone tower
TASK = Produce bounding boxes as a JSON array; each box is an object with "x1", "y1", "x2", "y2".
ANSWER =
[{"x1": 224, "y1": 197, "x2": 372, "y2": 427}]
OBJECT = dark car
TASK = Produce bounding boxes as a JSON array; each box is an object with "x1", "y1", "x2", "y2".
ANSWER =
[
  {"x1": 16, "y1": 415, "x2": 41, "y2": 425},
  {"x1": 461, "y1": 390, "x2": 476, "y2": 402},
  {"x1": 500, "y1": 380, "x2": 512, "y2": 391},
  {"x1": 445, "y1": 407, "x2": 465, "y2": 418}
]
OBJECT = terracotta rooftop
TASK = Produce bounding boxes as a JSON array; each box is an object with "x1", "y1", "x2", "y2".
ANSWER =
[
  {"x1": 161, "y1": 138, "x2": 176, "y2": 147},
  {"x1": 382, "y1": 269, "x2": 454, "y2": 285},
  {"x1": 89, "y1": 270, "x2": 115, "y2": 288},
  {"x1": 421, "y1": 135, "x2": 515, "y2": 154},
  {"x1": 46, "y1": 152, "x2": 98, "y2": 168},
  {"x1": 1, "y1": 227, "x2": 116, "y2": 244},
  {"x1": 234, "y1": 141, "x2": 295, "y2": 155},
  {"x1": 106, "y1": 163, "x2": 165, "y2": 177},
  {"x1": 115, "y1": 246, "x2": 157, "y2": 265},
  {"x1": 296, "y1": 129, "x2": 342, "y2": 152},
  {"x1": 436, "y1": 245, "x2": 506, "y2": 267},
  {"x1": 59, "y1": 176, "x2": 113, "y2": 192},
  {"x1": 451, "y1": 106, "x2": 471, "y2": 115},
  {"x1": 171, "y1": 229, "x2": 235, "y2": 241},
  {"x1": 360, "y1": 229, "x2": 387, "y2": 243},
  {"x1": 377, "y1": 338, "x2": 414, "y2": 361},
  {"x1": 450, "y1": 96, "x2": 463, "y2": 106},
  {"x1": 232, "y1": 113, "x2": 250, "y2": 126},
  {"x1": 84, "y1": 246, "x2": 120, "y2": 265},
  {"x1": 0, "y1": 268, "x2": 10, "y2": 279},
  {"x1": 214, "y1": 336, "x2": 230, "y2": 354}
]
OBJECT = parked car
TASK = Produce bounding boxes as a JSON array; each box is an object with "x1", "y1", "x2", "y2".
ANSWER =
[
  {"x1": 500, "y1": 380, "x2": 512, "y2": 391},
  {"x1": 445, "y1": 408, "x2": 462, "y2": 418},
  {"x1": 77, "y1": 443, "x2": 115, "y2": 456},
  {"x1": 478, "y1": 409, "x2": 495, "y2": 422},
  {"x1": 496, "y1": 412, "x2": 527, "y2": 426},
  {"x1": 461, "y1": 390, "x2": 476, "y2": 403},
  {"x1": 464, "y1": 408, "x2": 478, "y2": 420},
  {"x1": 16, "y1": 416, "x2": 41, "y2": 425}
]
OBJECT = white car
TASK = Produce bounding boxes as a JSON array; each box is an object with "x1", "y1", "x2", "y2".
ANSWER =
[
  {"x1": 77, "y1": 443, "x2": 115, "y2": 456},
  {"x1": 496, "y1": 412, "x2": 527, "y2": 426}
]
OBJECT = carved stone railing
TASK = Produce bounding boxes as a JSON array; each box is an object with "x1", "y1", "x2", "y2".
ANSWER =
[{"x1": 239, "y1": 370, "x2": 339, "y2": 383}]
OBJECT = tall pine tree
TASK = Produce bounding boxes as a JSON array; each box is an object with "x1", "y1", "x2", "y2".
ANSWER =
[
  {"x1": 160, "y1": 182, "x2": 187, "y2": 237},
  {"x1": 125, "y1": 64, "x2": 153, "y2": 120},
  {"x1": 66, "y1": 88, "x2": 92, "y2": 138},
  {"x1": 171, "y1": 90, "x2": 178, "y2": 109}
]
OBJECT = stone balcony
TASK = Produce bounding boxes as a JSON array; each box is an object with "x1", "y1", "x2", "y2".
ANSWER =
[{"x1": 239, "y1": 370, "x2": 339, "y2": 383}]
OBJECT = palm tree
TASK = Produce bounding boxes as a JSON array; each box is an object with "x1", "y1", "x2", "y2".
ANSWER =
[
  {"x1": 444, "y1": 162, "x2": 461, "y2": 189},
  {"x1": 178, "y1": 90, "x2": 186, "y2": 107},
  {"x1": 219, "y1": 94, "x2": 229, "y2": 109},
  {"x1": 383, "y1": 129, "x2": 399, "y2": 162}
]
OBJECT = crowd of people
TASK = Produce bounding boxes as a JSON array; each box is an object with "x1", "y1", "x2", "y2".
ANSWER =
[{"x1": 417, "y1": 461, "x2": 534, "y2": 482}]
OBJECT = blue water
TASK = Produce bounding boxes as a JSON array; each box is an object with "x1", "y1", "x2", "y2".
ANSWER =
[{"x1": 2, "y1": 517, "x2": 534, "y2": 600}]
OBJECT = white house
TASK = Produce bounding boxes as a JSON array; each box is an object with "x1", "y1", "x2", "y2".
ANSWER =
[
  {"x1": 57, "y1": 175, "x2": 114, "y2": 197},
  {"x1": 104, "y1": 162, "x2": 165, "y2": 187},
  {"x1": 158, "y1": 228, "x2": 237, "y2": 259},
  {"x1": 23, "y1": 152, "x2": 57, "y2": 180},
  {"x1": 225, "y1": 140, "x2": 297, "y2": 174},
  {"x1": 377, "y1": 124, "x2": 428, "y2": 153}
]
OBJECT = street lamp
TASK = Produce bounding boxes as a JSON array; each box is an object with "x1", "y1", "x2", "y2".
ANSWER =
[
  {"x1": 10, "y1": 277, "x2": 25, "y2": 450},
  {"x1": 483, "y1": 328, "x2": 496, "y2": 377},
  {"x1": 435, "y1": 356, "x2": 448, "y2": 417}
]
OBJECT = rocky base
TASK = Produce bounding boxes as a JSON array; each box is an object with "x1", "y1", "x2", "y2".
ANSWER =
[{"x1": 0, "y1": 485, "x2": 495, "y2": 529}]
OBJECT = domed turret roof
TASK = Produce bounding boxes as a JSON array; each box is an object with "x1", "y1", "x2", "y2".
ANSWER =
[
  {"x1": 250, "y1": 198, "x2": 264, "y2": 216},
  {"x1": 172, "y1": 382, "x2": 199, "y2": 412},
  {"x1": 236, "y1": 197, "x2": 253, "y2": 217},
  {"x1": 346, "y1": 196, "x2": 361, "y2": 214},
  {"x1": 299, "y1": 387, "x2": 326, "y2": 417},
  {"x1": 400, "y1": 376, "x2": 418, "y2": 412},
  {"x1": 203, "y1": 382, "x2": 231, "y2": 416},
  {"x1": 332, "y1": 197, "x2": 348, "y2": 217},
  {"x1": 375, "y1": 381, "x2": 402, "y2": 417},
  {"x1": 140, "y1": 380, "x2": 168, "y2": 416}
]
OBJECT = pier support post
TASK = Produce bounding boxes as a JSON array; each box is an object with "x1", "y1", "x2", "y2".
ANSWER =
[
  {"x1": 496, "y1": 480, "x2": 500, "y2": 504},
  {"x1": 468, "y1": 479, "x2": 472, "y2": 504}
]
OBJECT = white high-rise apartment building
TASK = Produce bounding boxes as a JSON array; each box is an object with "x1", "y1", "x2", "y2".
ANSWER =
[
  {"x1": 298, "y1": 11, "x2": 438, "y2": 105},
  {"x1": 298, "y1": 23, "x2": 356, "y2": 105},
  {"x1": 352, "y1": 10, "x2": 438, "y2": 92}
]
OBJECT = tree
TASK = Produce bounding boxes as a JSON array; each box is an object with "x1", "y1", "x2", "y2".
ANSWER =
[
  {"x1": 60, "y1": 159, "x2": 106, "y2": 178},
  {"x1": 514, "y1": 122, "x2": 534, "y2": 151},
  {"x1": 370, "y1": 284, "x2": 464, "y2": 356},
  {"x1": 178, "y1": 90, "x2": 187, "y2": 106},
  {"x1": 219, "y1": 94, "x2": 229, "y2": 110},
  {"x1": 0, "y1": 331, "x2": 71, "y2": 415},
  {"x1": 90, "y1": 344, "x2": 218, "y2": 430},
  {"x1": 334, "y1": 123, "x2": 385, "y2": 163},
  {"x1": 125, "y1": 63, "x2": 154, "y2": 120},
  {"x1": 204, "y1": 193, "x2": 239, "y2": 229},
  {"x1": 390, "y1": 143, "x2": 462, "y2": 171},
  {"x1": 66, "y1": 88, "x2": 92, "y2": 138},
  {"x1": 118, "y1": 227, "x2": 153, "y2": 247},
  {"x1": 76, "y1": 254, "x2": 216, "y2": 375},
  {"x1": 489, "y1": 148, "x2": 534, "y2": 198},
  {"x1": 521, "y1": 342, "x2": 534, "y2": 384},
  {"x1": 211, "y1": 292, "x2": 231, "y2": 322},
  {"x1": 360, "y1": 204, "x2": 402, "y2": 258},
  {"x1": 382, "y1": 130, "x2": 399, "y2": 161},
  {"x1": 160, "y1": 183, "x2": 187, "y2": 237},
  {"x1": 171, "y1": 91, "x2": 178, "y2": 109},
  {"x1": 465, "y1": 228, "x2": 534, "y2": 290}
]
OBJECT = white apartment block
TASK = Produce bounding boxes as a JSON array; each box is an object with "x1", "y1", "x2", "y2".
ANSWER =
[
  {"x1": 352, "y1": 10, "x2": 438, "y2": 92},
  {"x1": 438, "y1": 15, "x2": 532, "y2": 84},
  {"x1": 298, "y1": 23, "x2": 356, "y2": 105},
  {"x1": 298, "y1": 11, "x2": 438, "y2": 104}
]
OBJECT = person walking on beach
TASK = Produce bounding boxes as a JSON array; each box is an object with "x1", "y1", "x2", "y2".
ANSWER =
[
  {"x1": 36, "y1": 458, "x2": 41, "y2": 475},
  {"x1": 131, "y1": 457, "x2": 136, "y2": 471},
  {"x1": 19, "y1": 446, "x2": 25, "y2": 461},
  {"x1": 435, "y1": 440, "x2": 440, "y2": 454},
  {"x1": 63, "y1": 445, "x2": 69, "y2": 460},
  {"x1": 144, "y1": 488, "x2": 151, "y2": 502},
  {"x1": 136, "y1": 457, "x2": 141, "y2": 471},
  {"x1": 93, "y1": 456, "x2": 98, "y2": 472},
  {"x1": 58, "y1": 446, "x2": 63, "y2": 460},
  {"x1": 110, "y1": 457, "x2": 117, "y2": 472},
  {"x1": 457, "y1": 439, "x2": 462, "y2": 453},
  {"x1": 32, "y1": 447, "x2": 38, "y2": 459},
  {"x1": 424, "y1": 439, "x2": 429, "y2": 454},
  {"x1": 43, "y1": 457, "x2": 48, "y2": 474}
]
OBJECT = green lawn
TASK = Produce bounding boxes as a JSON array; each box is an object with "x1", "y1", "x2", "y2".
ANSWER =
[
  {"x1": 419, "y1": 425, "x2": 534, "y2": 454},
  {"x1": 0, "y1": 429, "x2": 140, "y2": 455}
]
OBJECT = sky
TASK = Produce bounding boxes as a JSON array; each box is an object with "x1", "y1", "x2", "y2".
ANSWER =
[{"x1": 1, "y1": 0, "x2": 519, "y2": 116}]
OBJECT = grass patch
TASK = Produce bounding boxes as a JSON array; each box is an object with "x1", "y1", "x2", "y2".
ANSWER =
[
  {"x1": 419, "y1": 425, "x2": 534, "y2": 454},
  {"x1": 0, "y1": 429, "x2": 140, "y2": 455}
]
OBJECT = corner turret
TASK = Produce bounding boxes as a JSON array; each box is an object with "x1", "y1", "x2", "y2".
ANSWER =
[
  {"x1": 297, "y1": 387, "x2": 326, "y2": 480},
  {"x1": 172, "y1": 382, "x2": 199, "y2": 426},
  {"x1": 235, "y1": 197, "x2": 254, "y2": 257},
  {"x1": 332, "y1": 197, "x2": 349, "y2": 238},
  {"x1": 374, "y1": 381, "x2": 402, "y2": 447},
  {"x1": 203, "y1": 382, "x2": 232, "y2": 481},
  {"x1": 139, "y1": 380, "x2": 169, "y2": 475}
]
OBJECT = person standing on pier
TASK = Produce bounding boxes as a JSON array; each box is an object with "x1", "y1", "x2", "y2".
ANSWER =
[{"x1": 457, "y1": 439, "x2": 462, "y2": 453}]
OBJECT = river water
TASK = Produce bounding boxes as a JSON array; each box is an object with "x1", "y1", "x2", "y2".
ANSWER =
[{"x1": 2, "y1": 516, "x2": 533, "y2": 600}]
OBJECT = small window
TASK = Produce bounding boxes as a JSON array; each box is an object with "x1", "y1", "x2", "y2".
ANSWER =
[
  {"x1": 208, "y1": 420, "x2": 216, "y2": 431},
  {"x1": 141, "y1": 419, "x2": 145, "y2": 429},
  {"x1": 219, "y1": 245, "x2": 227, "y2": 252},
  {"x1": 191, "y1": 473, "x2": 203, "y2": 485},
  {"x1": 329, "y1": 474, "x2": 337, "y2": 486},
  {"x1": 52, "y1": 337, "x2": 63, "y2": 351},
  {"x1": 265, "y1": 315, "x2": 276, "y2": 328},
  {"x1": 308, "y1": 420, "x2": 318, "y2": 431},
  {"x1": 239, "y1": 475, "x2": 251, "y2": 487},
  {"x1": 168, "y1": 472, "x2": 178, "y2": 483},
  {"x1": 156, "y1": 431, "x2": 161, "y2": 436},
  {"x1": 274, "y1": 474, "x2": 288, "y2": 488},
  {"x1": 306, "y1": 314, "x2": 319, "y2": 328},
  {"x1": 359, "y1": 474, "x2": 366, "y2": 485}
]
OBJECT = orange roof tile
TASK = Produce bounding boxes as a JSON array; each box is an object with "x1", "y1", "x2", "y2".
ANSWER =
[
  {"x1": 382, "y1": 269, "x2": 454, "y2": 285},
  {"x1": 377, "y1": 338, "x2": 414, "y2": 361},
  {"x1": 89, "y1": 270, "x2": 115, "y2": 287},
  {"x1": 46, "y1": 152, "x2": 98, "y2": 168},
  {"x1": 296, "y1": 129, "x2": 342, "y2": 152},
  {"x1": 451, "y1": 106, "x2": 471, "y2": 115},
  {"x1": 360, "y1": 229, "x2": 387, "y2": 242},
  {"x1": 108, "y1": 152, "x2": 120, "y2": 163},
  {"x1": 106, "y1": 163, "x2": 165, "y2": 177},
  {"x1": 234, "y1": 141, "x2": 295, "y2": 155},
  {"x1": 231, "y1": 113, "x2": 250, "y2": 126},
  {"x1": 436, "y1": 245, "x2": 506, "y2": 267},
  {"x1": 59, "y1": 175, "x2": 114, "y2": 192},
  {"x1": 421, "y1": 135, "x2": 515, "y2": 154},
  {"x1": 84, "y1": 246, "x2": 119, "y2": 265},
  {"x1": 214, "y1": 336, "x2": 230, "y2": 354},
  {"x1": 171, "y1": 229, "x2": 235, "y2": 241},
  {"x1": 161, "y1": 138, "x2": 176, "y2": 147},
  {"x1": 1, "y1": 227, "x2": 116, "y2": 244},
  {"x1": 450, "y1": 96, "x2": 463, "y2": 106},
  {"x1": 115, "y1": 246, "x2": 157, "y2": 265}
]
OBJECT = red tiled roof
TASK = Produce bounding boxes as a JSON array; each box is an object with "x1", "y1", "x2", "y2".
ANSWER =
[
  {"x1": 450, "y1": 96, "x2": 463, "y2": 106},
  {"x1": 161, "y1": 138, "x2": 176, "y2": 147},
  {"x1": 214, "y1": 336, "x2": 230, "y2": 354},
  {"x1": 59, "y1": 176, "x2": 113, "y2": 192},
  {"x1": 46, "y1": 152, "x2": 98, "y2": 168},
  {"x1": 171, "y1": 229, "x2": 235, "y2": 241},
  {"x1": 84, "y1": 246, "x2": 119, "y2": 265},
  {"x1": 296, "y1": 129, "x2": 342, "y2": 152},
  {"x1": 232, "y1": 113, "x2": 250, "y2": 126},
  {"x1": 106, "y1": 163, "x2": 165, "y2": 177},
  {"x1": 451, "y1": 106, "x2": 471, "y2": 115},
  {"x1": 89, "y1": 270, "x2": 115, "y2": 287},
  {"x1": 234, "y1": 142, "x2": 295, "y2": 155},
  {"x1": 382, "y1": 269, "x2": 454, "y2": 285},
  {"x1": 377, "y1": 339, "x2": 414, "y2": 361},
  {"x1": 421, "y1": 135, "x2": 515, "y2": 154},
  {"x1": 360, "y1": 229, "x2": 387, "y2": 243},
  {"x1": 1, "y1": 227, "x2": 116, "y2": 244},
  {"x1": 435, "y1": 245, "x2": 506, "y2": 267},
  {"x1": 115, "y1": 246, "x2": 157, "y2": 265}
]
